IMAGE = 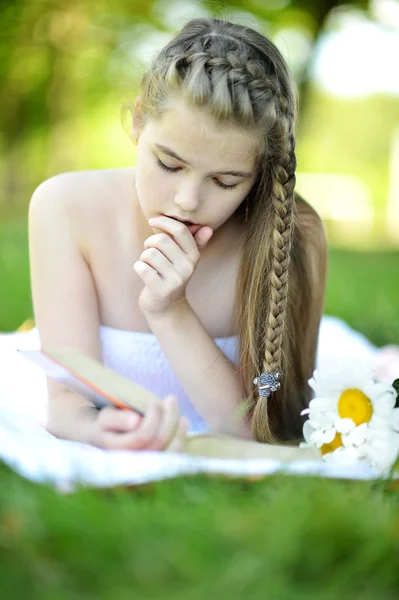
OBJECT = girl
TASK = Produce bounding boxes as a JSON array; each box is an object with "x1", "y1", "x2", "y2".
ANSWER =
[{"x1": 20, "y1": 17, "x2": 385, "y2": 452}]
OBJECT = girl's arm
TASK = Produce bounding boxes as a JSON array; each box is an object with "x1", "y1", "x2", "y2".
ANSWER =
[
  {"x1": 134, "y1": 216, "x2": 252, "y2": 439},
  {"x1": 28, "y1": 174, "x2": 104, "y2": 441},
  {"x1": 28, "y1": 174, "x2": 186, "y2": 450},
  {"x1": 144, "y1": 301, "x2": 252, "y2": 439}
]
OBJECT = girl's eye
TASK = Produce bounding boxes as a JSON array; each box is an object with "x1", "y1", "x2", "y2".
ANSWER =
[
  {"x1": 214, "y1": 180, "x2": 238, "y2": 191},
  {"x1": 156, "y1": 157, "x2": 238, "y2": 191},
  {"x1": 156, "y1": 158, "x2": 180, "y2": 172}
]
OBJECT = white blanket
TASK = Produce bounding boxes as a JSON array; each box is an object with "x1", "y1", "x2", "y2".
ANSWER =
[{"x1": 0, "y1": 318, "x2": 389, "y2": 491}]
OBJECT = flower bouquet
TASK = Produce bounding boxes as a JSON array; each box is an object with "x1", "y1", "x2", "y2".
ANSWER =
[{"x1": 300, "y1": 359, "x2": 399, "y2": 474}]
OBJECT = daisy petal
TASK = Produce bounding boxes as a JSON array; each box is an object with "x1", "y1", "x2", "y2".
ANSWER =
[
  {"x1": 308, "y1": 397, "x2": 338, "y2": 411},
  {"x1": 320, "y1": 428, "x2": 337, "y2": 445},
  {"x1": 303, "y1": 420, "x2": 316, "y2": 444},
  {"x1": 322, "y1": 446, "x2": 346, "y2": 462},
  {"x1": 342, "y1": 423, "x2": 368, "y2": 447},
  {"x1": 368, "y1": 415, "x2": 391, "y2": 431},
  {"x1": 372, "y1": 391, "x2": 396, "y2": 417},
  {"x1": 335, "y1": 418, "x2": 356, "y2": 434},
  {"x1": 309, "y1": 413, "x2": 336, "y2": 430}
]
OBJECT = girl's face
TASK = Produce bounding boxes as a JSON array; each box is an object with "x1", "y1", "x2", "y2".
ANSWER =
[{"x1": 134, "y1": 97, "x2": 258, "y2": 234}]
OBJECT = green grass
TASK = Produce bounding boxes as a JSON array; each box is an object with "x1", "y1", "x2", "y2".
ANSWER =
[
  {"x1": 1, "y1": 218, "x2": 399, "y2": 597},
  {"x1": 0, "y1": 217, "x2": 32, "y2": 332},
  {"x1": 324, "y1": 247, "x2": 399, "y2": 347},
  {"x1": 0, "y1": 463, "x2": 398, "y2": 599}
]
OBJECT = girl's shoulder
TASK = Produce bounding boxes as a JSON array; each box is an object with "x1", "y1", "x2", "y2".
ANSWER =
[
  {"x1": 30, "y1": 167, "x2": 136, "y2": 254},
  {"x1": 33, "y1": 166, "x2": 135, "y2": 213}
]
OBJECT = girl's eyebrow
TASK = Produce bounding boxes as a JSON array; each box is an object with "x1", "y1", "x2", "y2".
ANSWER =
[{"x1": 154, "y1": 143, "x2": 253, "y2": 178}]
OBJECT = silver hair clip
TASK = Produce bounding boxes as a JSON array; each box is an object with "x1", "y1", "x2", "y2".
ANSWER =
[{"x1": 253, "y1": 372, "x2": 281, "y2": 398}]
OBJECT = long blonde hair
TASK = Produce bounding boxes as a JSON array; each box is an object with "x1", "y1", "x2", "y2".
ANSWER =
[{"x1": 126, "y1": 18, "x2": 326, "y2": 443}]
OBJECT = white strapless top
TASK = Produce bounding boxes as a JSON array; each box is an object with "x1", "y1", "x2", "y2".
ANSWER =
[
  {"x1": 99, "y1": 325, "x2": 239, "y2": 433},
  {"x1": 0, "y1": 316, "x2": 377, "y2": 434}
]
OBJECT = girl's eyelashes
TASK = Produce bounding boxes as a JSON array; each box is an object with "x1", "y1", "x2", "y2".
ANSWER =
[
  {"x1": 155, "y1": 157, "x2": 238, "y2": 191},
  {"x1": 156, "y1": 157, "x2": 179, "y2": 173},
  {"x1": 215, "y1": 180, "x2": 238, "y2": 190}
]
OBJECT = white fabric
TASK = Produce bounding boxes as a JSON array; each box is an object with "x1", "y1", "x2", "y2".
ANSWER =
[
  {"x1": 99, "y1": 326, "x2": 239, "y2": 434},
  {"x1": 0, "y1": 315, "x2": 385, "y2": 490}
]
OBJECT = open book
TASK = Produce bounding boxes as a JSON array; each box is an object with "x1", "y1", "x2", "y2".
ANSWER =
[{"x1": 18, "y1": 347, "x2": 320, "y2": 463}]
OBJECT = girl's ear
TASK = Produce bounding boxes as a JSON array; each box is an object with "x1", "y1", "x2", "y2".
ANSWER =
[{"x1": 132, "y1": 96, "x2": 143, "y2": 143}]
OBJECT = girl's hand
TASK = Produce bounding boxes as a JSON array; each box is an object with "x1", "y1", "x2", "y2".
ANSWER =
[
  {"x1": 133, "y1": 216, "x2": 213, "y2": 315},
  {"x1": 86, "y1": 395, "x2": 188, "y2": 452}
]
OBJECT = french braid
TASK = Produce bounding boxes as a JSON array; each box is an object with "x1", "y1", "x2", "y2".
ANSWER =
[{"x1": 251, "y1": 124, "x2": 297, "y2": 442}]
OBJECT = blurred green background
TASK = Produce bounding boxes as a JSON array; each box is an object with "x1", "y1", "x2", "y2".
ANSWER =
[{"x1": 1, "y1": 0, "x2": 399, "y2": 345}]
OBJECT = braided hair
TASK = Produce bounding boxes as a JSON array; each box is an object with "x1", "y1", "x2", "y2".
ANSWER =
[{"x1": 134, "y1": 18, "x2": 315, "y2": 443}]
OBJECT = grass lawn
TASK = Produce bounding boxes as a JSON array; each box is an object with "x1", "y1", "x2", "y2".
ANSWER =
[
  {"x1": 0, "y1": 218, "x2": 399, "y2": 598},
  {"x1": 0, "y1": 464, "x2": 398, "y2": 599}
]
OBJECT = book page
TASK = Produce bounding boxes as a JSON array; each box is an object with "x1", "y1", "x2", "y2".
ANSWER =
[{"x1": 19, "y1": 348, "x2": 161, "y2": 414}]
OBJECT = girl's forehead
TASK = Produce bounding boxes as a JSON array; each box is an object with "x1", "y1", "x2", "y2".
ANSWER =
[{"x1": 145, "y1": 98, "x2": 258, "y2": 166}]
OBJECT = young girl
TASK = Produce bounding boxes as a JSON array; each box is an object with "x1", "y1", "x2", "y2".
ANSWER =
[{"x1": 21, "y1": 17, "x2": 389, "y2": 452}]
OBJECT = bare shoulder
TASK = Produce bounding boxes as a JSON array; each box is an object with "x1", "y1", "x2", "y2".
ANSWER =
[
  {"x1": 31, "y1": 166, "x2": 135, "y2": 201},
  {"x1": 28, "y1": 167, "x2": 137, "y2": 402},
  {"x1": 30, "y1": 167, "x2": 135, "y2": 244}
]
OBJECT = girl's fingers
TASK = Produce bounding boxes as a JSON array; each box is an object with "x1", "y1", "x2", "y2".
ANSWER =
[
  {"x1": 98, "y1": 401, "x2": 161, "y2": 450},
  {"x1": 165, "y1": 417, "x2": 189, "y2": 454},
  {"x1": 139, "y1": 247, "x2": 184, "y2": 282},
  {"x1": 150, "y1": 395, "x2": 180, "y2": 450},
  {"x1": 143, "y1": 233, "x2": 183, "y2": 264},
  {"x1": 148, "y1": 217, "x2": 200, "y2": 258},
  {"x1": 98, "y1": 407, "x2": 142, "y2": 432},
  {"x1": 99, "y1": 430, "x2": 144, "y2": 450},
  {"x1": 128, "y1": 400, "x2": 164, "y2": 449},
  {"x1": 96, "y1": 408, "x2": 188, "y2": 452},
  {"x1": 193, "y1": 226, "x2": 213, "y2": 249},
  {"x1": 133, "y1": 261, "x2": 165, "y2": 293},
  {"x1": 99, "y1": 417, "x2": 186, "y2": 452}
]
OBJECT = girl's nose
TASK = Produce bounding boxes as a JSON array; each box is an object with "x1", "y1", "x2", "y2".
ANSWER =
[{"x1": 174, "y1": 178, "x2": 202, "y2": 212}]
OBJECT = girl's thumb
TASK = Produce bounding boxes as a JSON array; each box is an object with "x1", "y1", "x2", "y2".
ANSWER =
[{"x1": 195, "y1": 226, "x2": 213, "y2": 248}]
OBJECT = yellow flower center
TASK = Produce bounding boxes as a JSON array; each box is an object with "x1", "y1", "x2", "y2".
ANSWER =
[
  {"x1": 321, "y1": 432, "x2": 343, "y2": 456},
  {"x1": 338, "y1": 388, "x2": 373, "y2": 426}
]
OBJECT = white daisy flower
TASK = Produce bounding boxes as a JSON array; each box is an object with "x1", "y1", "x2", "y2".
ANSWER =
[
  {"x1": 322, "y1": 445, "x2": 364, "y2": 464},
  {"x1": 300, "y1": 360, "x2": 399, "y2": 473}
]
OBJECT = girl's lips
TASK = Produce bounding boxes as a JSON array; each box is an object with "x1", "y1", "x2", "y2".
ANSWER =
[
  {"x1": 186, "y1": 224, "x2": 202, "y2": 235},
  {"x1": 163, "y1": 215, "x2": 203, "y2": 235}
]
